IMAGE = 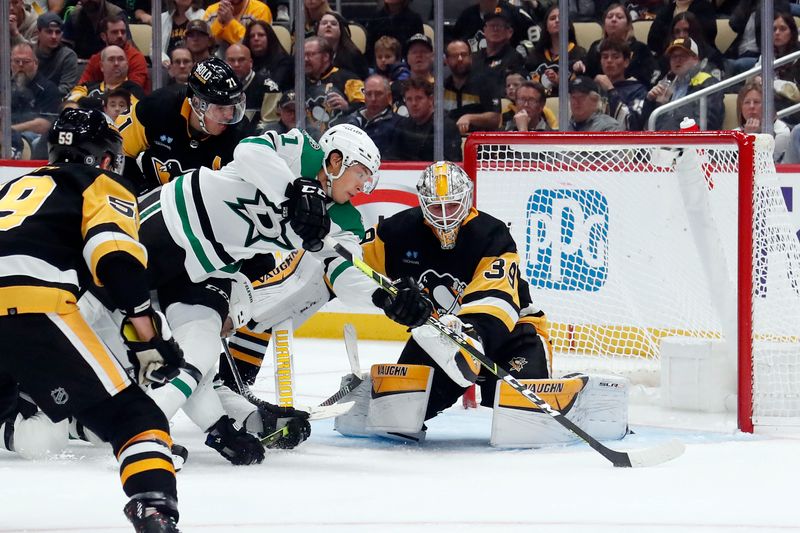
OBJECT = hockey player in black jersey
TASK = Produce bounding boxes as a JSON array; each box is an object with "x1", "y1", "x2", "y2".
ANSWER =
[
  {"x1": 0, "y1": 108, "x2": 184, "y2": 532},
  {"x1": 116, "y1": 57, "x2": 247, "y2": 193}
]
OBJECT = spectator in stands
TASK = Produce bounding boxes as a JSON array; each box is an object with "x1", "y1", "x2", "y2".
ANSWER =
[
  {"x1": 67, "y1": 45, "x2": 145, "y2": 104},
  {"x1": 472, "y1": 6, "x2": 525, "y2": 82},
  {"x1": 62, "y1": 0, "x2": 125, "y2": 60},
  {"x1": 372, "y1": 36, "x2": 410, "y2": 83},
  {"x1": 9, "y1": 42, "x2": 61, "y2": 157},
  {"x1": 647, "y1": 0, "x2": 717, "y2": 57},
  {"x1": 644, "y1": 37, "x2": 723, "y2": 131},
  {"x1": 78, "y1": 13, "x2": 151, "y2": 94},
  {"x1": 259, "y1": 90, "x2": 322, "y2": 138},
  {"x1": 225, "y1": 43, "x2": 280, "y2": 135},
  {"x1": 567, "y1": 76, "x2": 623, "y2": 131},
  {"x1": 302, "y1": 0, "x2": 333, "y2": 37},
  {"x1": 387, "y1": 78, "x2": 462, "y2": 162},
  {"x1": 167, "y1": 45, "x2": 194, "y2": 85},
  {"x1": 661, "y1": 12, "x2": 724, "y2": 80},
  {"x1": 737, "y1": 80, "x2": 790, "y2": 162},
  {"x1": 304, "y1": 36, "x2": 365, "y2": 133},
  {"x1": 316, "y1": 11, "x2": 369, "y2": 80},
  {"x1": 107, "y1": 0, "x2": 152, "y2": 24},
  {"x1": 724, "y1": 0, "x2": 790, "y2": 78},
  {"x1": 204, "y1": 0, "x2": 272, "y2": 55},
  {"x1": 104, "y1": 87, "x2": 133, "y2": 121},
  {"x1": 391, "y1": 33, "x2": 434, "y2": 116},
  {"x1": 453, "y1": 0, "x2": 535, "y2": 51},
  {"x1": 35, "y1": 12, "x2": 79, "y2": 99},
  {"x1": 524, "y1": 6, "x2": 587, "y2": 97},
  {"x1": 764, "y1": 13, "x2": 800, "y2": 125},
  {"x1": 160, "y1": 0, "x2": 206, "y2": 67},
  {"x1": 585, "y1": 3, "x2": 658, "y2": 87},
  {"x1": 334, "y1": 74, "x2": 399, "y2": 155},
  {"x1": 244, "y1": 19, "x2": 294, "y2": 91},
  {"x1": 594, "y1": 39, "x2": 648, "y2": 130},
  {"x1": 10, "y1": 0, "x2": 39, "y2": 47},
  {"x1": 365, "y1": 0, "x2": 423, "y2": 64},
  {"x1": 184, "y1": 19, "x2": 214, "y2": 63},
  {"x1": 506, "y1": 81, "x2": 551, "y2": 131},
  {"x1": 444, "y1": 39, "x2": 502, "y2": 136}
]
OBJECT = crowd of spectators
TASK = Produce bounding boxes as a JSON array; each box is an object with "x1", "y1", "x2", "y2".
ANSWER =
[{"x1": 4, "y1": 0, "x2": 800, "y2": 162}]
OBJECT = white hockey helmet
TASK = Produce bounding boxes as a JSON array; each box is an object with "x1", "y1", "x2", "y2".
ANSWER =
[
  {"x1": 319, "y1": 124, "x2": 381, "y2": 194},
  {"x1": 417, "y1": 161, "x2": 474, "y2": 249}
]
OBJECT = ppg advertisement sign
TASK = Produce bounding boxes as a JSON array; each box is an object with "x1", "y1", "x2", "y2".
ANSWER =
[{"x1": 525, "y1": 189, "x2": 609, "y2": 291}]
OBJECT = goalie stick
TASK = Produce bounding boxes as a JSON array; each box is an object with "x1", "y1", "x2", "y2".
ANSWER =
[
  {"x1": 220, "y1": 341, "x2": 352, "y2": 428},
  {"x1": 323, "y1": 236, "x2": 685, "y2": 468}
]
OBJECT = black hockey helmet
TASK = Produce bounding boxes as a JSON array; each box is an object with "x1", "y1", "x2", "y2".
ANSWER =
[
  {"x1": 186, "y1": 57, "x2": 246, "y2": 129},
  {"x1": 48, "y1": 108, "x2": 125, "y2": 174}
]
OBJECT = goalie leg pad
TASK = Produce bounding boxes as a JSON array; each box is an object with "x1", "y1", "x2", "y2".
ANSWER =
[
  {"x1": 7, "y1": 412, "x2": 69, "y2": 459},
  {"x1": 490, "y1": 373, "x2": 629, "y2": 448},
  {"x1": 366, "y1": 364, "x2": 432, "y2": 436},
  {"x1": 334, "y1": 374, "x2": 373, "y2": 437}
]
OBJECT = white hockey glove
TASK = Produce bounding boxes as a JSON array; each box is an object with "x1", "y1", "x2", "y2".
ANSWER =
[
  {"x1": 121, "y1": 309, "x2": 184, "y2": 385},
  {"x1": 411, "y1": 314, "x2": 483, "y2": 388}
]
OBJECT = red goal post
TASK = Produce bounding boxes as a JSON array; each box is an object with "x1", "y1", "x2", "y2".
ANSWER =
[{"x1": 463, "y1": 131, "x2": 800, "y2": 433}]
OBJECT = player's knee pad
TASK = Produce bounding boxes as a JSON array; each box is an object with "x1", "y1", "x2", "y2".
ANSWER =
[
  {"x1": 366, "y1": 364, "x2": 433, "y2": 437},
  {"x1": 490, "y1": 373, "x2": 629, "y2": 448},
  {"x1": 166, "y1": 303, "x2": 223, "y2": 374},
  {"x1": 5, "y1": 412, "x2": 69, "y2": 459}
]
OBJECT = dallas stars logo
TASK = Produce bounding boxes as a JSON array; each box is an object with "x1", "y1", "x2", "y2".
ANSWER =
[{"x1": 226, "y1": 189, "x2": 291, "y2": 249}]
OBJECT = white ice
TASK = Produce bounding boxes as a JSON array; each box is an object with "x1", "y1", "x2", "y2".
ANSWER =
[{"x1": 1, "y1": 337, "x2": 799, "y2": 533}]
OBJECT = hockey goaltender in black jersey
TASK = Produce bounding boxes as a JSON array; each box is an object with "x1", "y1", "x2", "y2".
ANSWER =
[
  {"x1": 362, "y1": 169, "x2": 551, "y2": 418},
  {"x1": 116, "y1": 58, "x2": 247, "y2": 193}
]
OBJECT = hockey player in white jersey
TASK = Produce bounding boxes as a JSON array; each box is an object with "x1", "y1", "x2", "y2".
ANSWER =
[{"x1": 0, "y1": 124, "x2": 386, "y2": 465}]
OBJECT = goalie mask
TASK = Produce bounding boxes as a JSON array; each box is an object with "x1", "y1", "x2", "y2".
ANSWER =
[
  {"x1": 187, "y1": 57, "x2": 246, "y2": 133},
  {"x1": 319, "y1": 124, "x2": 381, "y2": 196},
  {"x1": 417, "y1": 161, "x2": 473, "y2": 249},
  {"x1": 48, "y1": 108, "x2": 125, "y2": 174}
]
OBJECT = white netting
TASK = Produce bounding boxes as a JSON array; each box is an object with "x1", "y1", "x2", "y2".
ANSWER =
[{"x1": 470, "y1": 133, "x2": 800, "y2": 428}]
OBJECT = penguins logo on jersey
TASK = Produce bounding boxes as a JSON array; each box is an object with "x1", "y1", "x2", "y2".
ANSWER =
[
  {"x1": 509, "y1": 357, "x2": 528, "y2": 373},
  {"x1": 418, "y1": 269, "x2": 467, "y2": 316},
  {"x1": 152, "y1": 157, "x2": 194, "y2": 184}
]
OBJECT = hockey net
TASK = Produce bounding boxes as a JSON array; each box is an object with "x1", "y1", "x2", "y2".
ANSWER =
[{"x1": 463, "y1": 131, "x2": 800, "y2": 432}]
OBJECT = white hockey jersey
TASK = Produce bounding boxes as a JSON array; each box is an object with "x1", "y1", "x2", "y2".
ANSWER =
[{"x1": 159, "y1": 128, "x2": 365, "y2": 283}]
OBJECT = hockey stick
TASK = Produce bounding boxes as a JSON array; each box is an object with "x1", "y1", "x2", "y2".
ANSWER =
[
  {"x1": 319, "y1": 323, "x2": 364, "y2": 406},
  {"x1": 323, "y1": 237, "x2": 685, "y2": 468},
  {"x1": 220, "y1": 341, "x2": 352, "y2": 424}
]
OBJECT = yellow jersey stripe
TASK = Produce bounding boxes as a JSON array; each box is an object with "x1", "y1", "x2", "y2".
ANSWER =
[
  {"x1": 459, "y1": 302, "x2": 517, "y2": 332},
  {"x1": 120, "y1": 458, "x2": 176, "y2": 485},
  {"x1": 362, "y1": 229, "x2": 387, "y2": 277},
  {"x1": 86, "y1": 236, "x2": 148, "y2": 285},
  {"x1": 0, "y1": 286, "x2": 77, "y2": 315},
  {"x1": 118, "y1": 430, "x2": 173, "y2": 458}
]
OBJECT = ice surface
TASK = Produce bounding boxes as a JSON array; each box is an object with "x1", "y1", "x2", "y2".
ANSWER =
[{"x1": 1, "y1": 338, "x2": 798, "y2": 532}]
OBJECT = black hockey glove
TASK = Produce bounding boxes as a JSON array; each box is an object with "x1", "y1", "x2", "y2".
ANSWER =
[
  {"x1": 256, "y1": 402, "x2": 311, "y2": 449},
  {"x1": 121, "y1": 309, "x2": 185, "y2": 385},
  {"x1": 205, "y1": 415, "x2": 265, "y2": 465},
  {"x1": 372, "y1": 277, "x2": 433, "y2": 329},
  {"x1": 284, "y1": 177, "x2": 330, "y2": 252}
]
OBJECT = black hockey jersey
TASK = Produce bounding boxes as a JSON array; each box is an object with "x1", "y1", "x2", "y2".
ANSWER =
[
  {"x1": 362, "y1": 207, "x2": 521, "y2": 354},
  {"x1": 116, "y1": 85, "x2": 243, "y2": 194},
  {"x1": 0, "y1": 164, "x2": 147, "y2": 315}
]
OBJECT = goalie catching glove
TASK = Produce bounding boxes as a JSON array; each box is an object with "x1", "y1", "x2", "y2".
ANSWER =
[
  {"x1": 284, "y1": 177, "x2": 330, "y2": 252},
  {"x1": 411, "y1": 314, "x2": 482, "y2": 387},
  {"x1": 372, "y1": 277, "x2": 433, "y2": 328},
  {"x1": 121, "y1": 309, "x2": 185, "y2": 385}
]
